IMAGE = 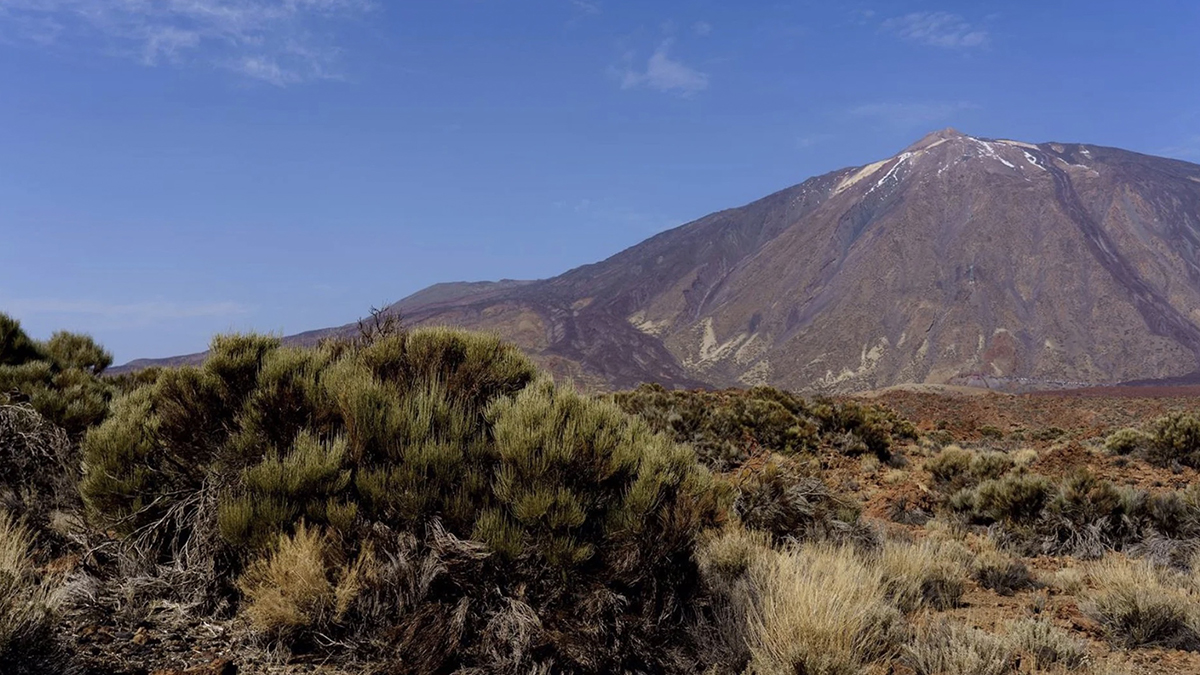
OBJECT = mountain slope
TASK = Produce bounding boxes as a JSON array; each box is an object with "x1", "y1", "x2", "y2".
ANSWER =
[{"x1": 128, "y1": 129, "x2": 1200, "y2": 392}]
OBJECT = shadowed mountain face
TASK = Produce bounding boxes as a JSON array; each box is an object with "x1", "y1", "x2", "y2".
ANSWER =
[{"x1": 128, "y1": 130, "x2": 1200, "y2": 392}]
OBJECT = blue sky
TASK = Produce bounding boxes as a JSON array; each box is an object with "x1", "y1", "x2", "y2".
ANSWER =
[{"x1": 2, "y1": 1, "x2": 1198, "y2": 363}]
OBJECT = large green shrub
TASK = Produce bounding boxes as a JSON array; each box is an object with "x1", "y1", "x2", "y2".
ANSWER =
[
  {"x1": 0, "y1": 313, "x2": 112, "y2": 436},
  {"x1": 82, "y1": 329, "x2": 537, "y2": 545},
  {"x1": 82, "y1": 327, "x2": 724, "y2": 671},
  {"x1": 1145, "y1": 412, "x2": 1200, "y2": 468}
]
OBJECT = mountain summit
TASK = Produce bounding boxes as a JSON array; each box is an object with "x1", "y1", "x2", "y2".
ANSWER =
[{"x1": 132, "y1": 131, "x2": 1200, "y2": 392}]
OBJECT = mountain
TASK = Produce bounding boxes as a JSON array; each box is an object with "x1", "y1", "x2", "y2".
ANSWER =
[{"x1": 127, "y1": 129, "x2": 1200, "y2": 392}]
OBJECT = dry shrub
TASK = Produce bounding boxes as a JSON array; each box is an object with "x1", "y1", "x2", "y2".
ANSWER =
[
  {"x1": 903, "y1": 620, "x2": 1016, "y2": 675},
  {"x1": 0, "y1": 511, "x2": 70, "y2": 673},
  {"x1": 1006, "y1": 618, "x2": 1089, "y2": 670},
  {"x1": 731, "y1": 456, "x2": 875, "y2": 549},
  {"x1": 971, "y1": 540, "x2": 1034, "y2": 596},
  {"x1": 0, "y1": 405, "x2": 77, "y2": 535},
  {"x1": 1011, "y1": 448, "x2": 1038, "y2": 469},
  {"x1": 742, "y1": 542, "x2": 902, "y2": 675},
  {"x1": 925, "y1": 446, "x2": 972, "y2": 485},
  {"x1": 877, "y1": 539, "x2": 967, "y2": 612},
  {"x1": 692, "y1": 527, "x2": 769, "y2": 673},
  {"x1": 238, "y1": 522, "x2": 372, "y2": 645},
  {"x1": 1084, "y1": 556, "x2": 1200, "y2": 650},
  {"x1": 924, "y1": 516, "x2": 969, "y2": 542}
]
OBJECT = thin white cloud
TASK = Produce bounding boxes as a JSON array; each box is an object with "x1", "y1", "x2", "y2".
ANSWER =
[
  {"x1": 570, "y1": 0, "x2": 600, "y2": 15},
  {"x1": 0, "y1": 0, "x2": 373, "y2": 85},
  {"x1": 693, "y1": 21, "x2": 712, "y2": 37},
  {"x1": 849, "y1": 101, "x2": 979, "y2": 129},
  {"x1": 796, "y1": 133, "x2": 832, "y2": 149},
  {"x1": 619, "y1": 39, "x2": 708, "y2": 96},
  {"x1": 3, "y1": 298, "x2": 250, "y2": 327},
  {"x1": 883, "y1": 11, "x2": 989, "y2": 49},
  {"x1": 1163, "y1": 136, "x2": 1200, "y2": 160}
]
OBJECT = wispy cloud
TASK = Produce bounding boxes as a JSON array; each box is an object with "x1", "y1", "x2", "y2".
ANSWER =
[
  {"x1": 0, "y1": 0, "x2": 373, "y2": 85},
  {"x1": 570, "y1": 0, "x2": 600, "y2": 15},
  {"x1": 796, "y1": 133, "x2": 832, "y2": 150},
  {"x1": 849, "y1": 101, "x2": 979, "y2": 129},
  {"x1": 692, "y1": 21, "x2": 712, "y2": 37},
  {"x1": 1163, "y1": 135, "x2": 1200, "y2": 160},
  {"x1": 3, "y1": 297, "x2": 250, "y2": 328},
  {"x1": 883, "y1": 11, "x2": 989, "y2": 49},
  {"x1": 618, "y1": 39, "x2": 708, "y2": 96}
]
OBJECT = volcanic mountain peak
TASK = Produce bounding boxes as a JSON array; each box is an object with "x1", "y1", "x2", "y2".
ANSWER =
[
  {"x1": 832, "y1": 130, "x2": 1041, "y2": 201},
  {"x1": 129, "y1": 130, "x2": 1200, "y2": 394},
  {"x1": 903, "y1": 126, "x2": 968, "y2": 151}
]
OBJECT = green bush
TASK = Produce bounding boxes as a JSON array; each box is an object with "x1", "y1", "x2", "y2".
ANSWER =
[
  {"x1": 613, "y1": 385, "x2": 819, "y2": 470},
  {"x1": 1038, "y1": 471, "x2": 1140, "y2": 557},
  {"x1": 613, "y1": 385, "x2": 916, "y2": 470},
  {"x1": 978, "y1": 425, "x2": 1005, "y2": 440},
  {"x1": 0, "y1": 313, "x2": 112, "y2": 436},
  {"x1": 811, "y1": 397, "x2": 917, "y2": 459},
  {"x1": 83, "y1": 327, "x2": 724, "y2": 671},
  {"x1": 926, "y1": 447, "x2": 1014, "y2": 491},
  {"x1": 945, "y1": 467, "x2": 1200, "y2": 560},
  {"x1": 1146, "y1": 413, "x2": 1200, "y2": 468},
  {"x1": 952, "y1": 473, "x2": 1055, "y2": 524},
  {"x1": 926, "y1": 447, "x2": 973, "y2": 486},
  {"x1": 0, "y1": 315, "x2": 43, "y2": 366},
  {"x1": 83, "y1": 328, "x2": 537, "y2": 543},
  {"x1": 1105, "y1": 427, "x2": 1150, "y2": 456}
]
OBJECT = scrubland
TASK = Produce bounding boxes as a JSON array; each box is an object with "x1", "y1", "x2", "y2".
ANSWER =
[{"x1": 5, "y1": 311, "x2": 1200, "y2": 673}]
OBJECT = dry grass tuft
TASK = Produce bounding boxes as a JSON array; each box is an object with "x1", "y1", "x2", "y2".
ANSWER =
[
  {"x1": 1084, "y1": 556, "x2": 1200, "y2": 650},
  {"x1": 877, "y1": 539, "x2": 967, "y2": 612},
  {"x1": 1007, "y1": 617, "x2": 1089, "y2": 669},
  {"x1": 903, "y1": 619, "x2": 1016, "y2": 675},
  {"x1": 1050, "y1": 567, "x2": 1085, "y2": 595},
  {"x1": 238, "y1": 522, "x2": 373, "y2": 644},
  {"x1": 742, "y1": 542, "x2": 902, "y2": 675},
  {"x1": 0, "y1": 510, "x2": 68, "y2": 672}
]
